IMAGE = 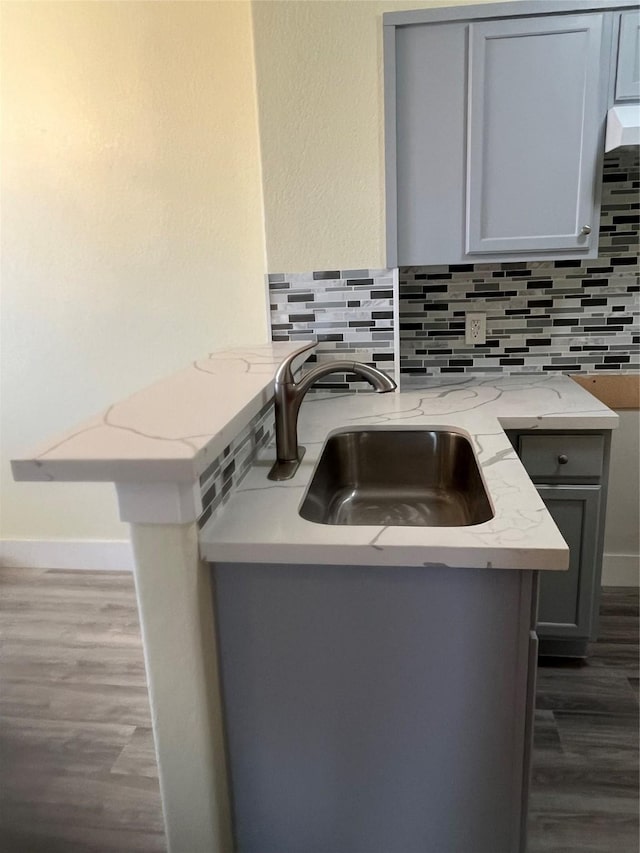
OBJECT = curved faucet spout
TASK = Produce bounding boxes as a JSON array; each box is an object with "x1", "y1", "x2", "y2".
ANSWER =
[
  {"x1": 295, "y1": 361, "x2": 396, "y2": 398},
  {"x1": 268, "y1": 347, "x2": 396, "y2": 481}
]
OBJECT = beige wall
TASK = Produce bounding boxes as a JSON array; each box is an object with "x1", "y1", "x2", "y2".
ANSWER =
[
  {"x1": 603, "y1": 410, "x2": 640, "y2": 586},
  {"x1": 251, "y1": 0, "x2": 506, "y2": 272},
  {"x1": 1, "y1": 1, "x2": 267, "y2": 542}
]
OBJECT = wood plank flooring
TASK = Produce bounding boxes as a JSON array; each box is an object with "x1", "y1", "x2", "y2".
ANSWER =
[
  {"x1": 529, "y1": 588, "x2": 639, "y2": 853},
  {"x1": 0, "y1": 568, "x2": 164, "y2": 853},
  {"x1": 0, "y1": 569, "x2": 637, "y2": 853}
]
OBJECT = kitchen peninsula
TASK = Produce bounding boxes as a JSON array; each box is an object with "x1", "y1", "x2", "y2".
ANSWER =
[{"x1": 11, "y1": 342, "x2": 618, "y2": 853}]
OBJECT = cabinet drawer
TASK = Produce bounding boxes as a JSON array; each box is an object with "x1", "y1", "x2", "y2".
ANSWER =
[{"x1": 519, "y1": 434, "x2": 604, "y2": 480}]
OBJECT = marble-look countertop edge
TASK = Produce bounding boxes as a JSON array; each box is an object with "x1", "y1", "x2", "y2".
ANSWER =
[
  {"x1": 10, "y1": 342, "x2": 314, "y2": 484},
  {"x1": 497, "y1": 413, "x2": 619, "y2": 430},
  {"x1": 204, "y1": 542, "x2": 568, "y2": 572},
  {"x1": 10, "y1": 457, "x2": 199, "y2": 485}
]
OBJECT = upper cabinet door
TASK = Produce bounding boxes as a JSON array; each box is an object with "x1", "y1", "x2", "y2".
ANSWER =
[
  {"x1": 465, "y1": 15, "x2": 605, "y2": 256},
  {"x1": 615, "y1": 11, "x2": 640, "y2": 101}
]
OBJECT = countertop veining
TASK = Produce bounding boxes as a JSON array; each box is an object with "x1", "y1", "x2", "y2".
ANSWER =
[
  {"x1": 199, "y1": 373, "x2": 618, "y2": 571},
  {"x1": 10, "y1": 337, "x2": 619, "y2": 573},
  {"x1": 11, "y1": 342, "x2": 314, "y2": 484}
]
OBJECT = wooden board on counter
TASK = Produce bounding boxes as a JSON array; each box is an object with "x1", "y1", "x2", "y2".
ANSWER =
[{"x1": 572, "y1": 374, "x2": 640, "y2": 410}]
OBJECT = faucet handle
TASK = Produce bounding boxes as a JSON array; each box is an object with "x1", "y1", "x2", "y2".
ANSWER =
[{"x1": 274, "y1": 341, "x2": 316, "y2": 386}]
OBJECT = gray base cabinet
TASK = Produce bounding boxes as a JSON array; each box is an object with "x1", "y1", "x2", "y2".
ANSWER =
[
  {"x1": 212, "y1": 562, "x2": 538, "y2": 853},
  {"x1": 507, "y1": 430, "x2": 612, "y2": 657}
]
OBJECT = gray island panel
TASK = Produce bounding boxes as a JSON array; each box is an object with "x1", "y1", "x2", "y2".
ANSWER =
[{"x1": 213, "y1": 561, "x2": 536, "y2": 853}]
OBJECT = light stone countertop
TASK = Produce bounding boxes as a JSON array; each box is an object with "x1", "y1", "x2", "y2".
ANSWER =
[
  {"x1": 199, "y1": 374, "x2": 618, "y2": 571},
  {"x1": 11, "y1": 342, "x2": 314, "y2": 484},
  {"x1": 10, "y1": 340, "x2": 619, "y2": 572}
]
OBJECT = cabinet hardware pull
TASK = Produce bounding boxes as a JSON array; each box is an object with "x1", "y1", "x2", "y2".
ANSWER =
[
  {"x1": 580, "y1": 225, "x2": 592, "y2": 235},
  {"x1": 558, "y1": 454, "x2": 569, "y2": 465}
]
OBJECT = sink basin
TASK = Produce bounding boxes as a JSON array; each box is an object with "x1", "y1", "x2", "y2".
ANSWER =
[{"x1": 299, "y1": 429, "x2": 493, "y2": 527}]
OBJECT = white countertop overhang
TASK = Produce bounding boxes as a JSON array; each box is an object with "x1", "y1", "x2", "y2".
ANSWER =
[{"x1": 10, "y1": 342, "x2": 313, "y2": 484}]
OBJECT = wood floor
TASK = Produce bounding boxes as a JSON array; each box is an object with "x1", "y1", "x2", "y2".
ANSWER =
[
  {"x1": 0, "y1": 568, "x2": 164, "y2": 853},
  {"x1": 0, "y1": 569, "x2": 637, "y2": 853},
  {"x1": 529, "y1": 587, "x2": 639, "y2": 853}
]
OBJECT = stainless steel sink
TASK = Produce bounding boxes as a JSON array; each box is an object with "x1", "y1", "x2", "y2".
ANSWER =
[{"x1": 299, "y1": 429, "x2": 493, "y2": 527}]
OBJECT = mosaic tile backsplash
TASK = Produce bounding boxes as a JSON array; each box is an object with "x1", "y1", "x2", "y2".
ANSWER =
[
  {"x1": 399, "y1": 150, "x2": 639, "y2": 376},
  {"x1": 197, "y1": 401, "x2": 274, "y2": 529},
  {"x1": 202, "y1": 155, "x2": 637, "y2": 530},
  {"x1": 268, "y1": 269, "x2": 397, "y2": 390}
]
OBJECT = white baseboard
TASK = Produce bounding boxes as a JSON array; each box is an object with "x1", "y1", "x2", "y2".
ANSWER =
[
  {"x1": 602, "y1": 552, "x2": 640, "y2": 587},
  {"x1": 0, "y1": 539, "x2": 134, "y2": 572}
]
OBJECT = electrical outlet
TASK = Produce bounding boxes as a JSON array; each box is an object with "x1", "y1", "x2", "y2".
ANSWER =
[{"x1": 465, "y1": 312, "x2": 486, "y2": 345}]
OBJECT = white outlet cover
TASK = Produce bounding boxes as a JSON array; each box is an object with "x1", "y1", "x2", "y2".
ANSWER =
[{"x1": 465, "y1": 312, "x2": 487, "y2": 345}]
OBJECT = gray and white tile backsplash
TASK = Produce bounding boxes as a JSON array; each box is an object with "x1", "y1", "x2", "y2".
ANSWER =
[
  {"x1": 198, "y1": 401, "x2": 274, "y2": 529},
  {"x1": 201, "y1": 154, "x2": 636, "y2": 533},
  {"x1": 268, "y1": 269, "x2": 397, "y2": 390},
  {"x1": 267, "y1": 151, "x2": 638, "y2": 383},
  {"x1": 400, "y1": 150, "x2": 639, "y2": 376}
]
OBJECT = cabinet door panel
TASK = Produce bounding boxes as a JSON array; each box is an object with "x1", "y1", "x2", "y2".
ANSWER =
[
  {"x1": 394, "y1": 22, "x2": 467, "y2": 266},
  {"x1": 466, "y1": 15, "x2": 604, "y2": 254},
  {"x1": 536, "y1": 486, "x2": 600, "y2": 638},
  {"x1": 616, "y1": 11, "x2": 640, "y2": 102}
]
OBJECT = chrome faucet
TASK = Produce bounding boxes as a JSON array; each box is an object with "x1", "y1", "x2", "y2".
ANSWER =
[{"x1": 268, "y1": 342, "x2": 397, "y2": 481}]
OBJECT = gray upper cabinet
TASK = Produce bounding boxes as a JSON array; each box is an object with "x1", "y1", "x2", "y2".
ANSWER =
[
  {"x1": 385, "y1": 24, "x2": 467, "y2": 266},
  {"x1": 466, "y1": 15, "x2": 604, "y2": 256},
  {"x1": 615, "y1": 11, "x2": 640, "y2": 101},
  {"x1": 391, "y1": 21, "x2": 469, "y2": 267},
  {"x1": 384, "y1": 3, "x2": 628, "y2": 267}
]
